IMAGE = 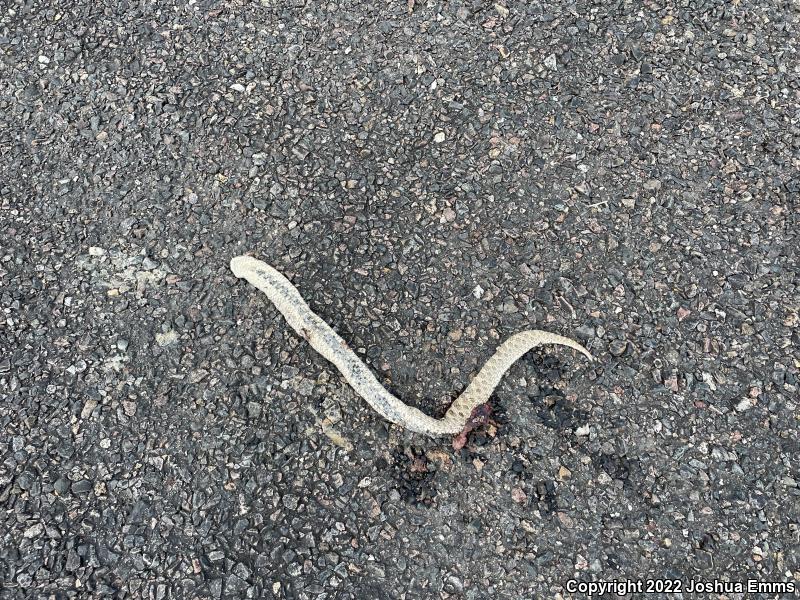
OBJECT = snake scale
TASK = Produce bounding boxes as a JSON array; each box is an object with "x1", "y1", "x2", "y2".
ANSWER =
[{"x1": 231, "y1": 255, "x2": 593, "y2": 436}]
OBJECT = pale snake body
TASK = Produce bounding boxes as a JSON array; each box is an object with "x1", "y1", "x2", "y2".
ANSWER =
[{"x1": 231, "y1": 255, "x2": 593, "y2": 436}]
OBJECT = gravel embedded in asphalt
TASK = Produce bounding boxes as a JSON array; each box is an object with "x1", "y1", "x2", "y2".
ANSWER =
[{"x1": 1, "y1": 0, "x2": 798, "y2": 598}]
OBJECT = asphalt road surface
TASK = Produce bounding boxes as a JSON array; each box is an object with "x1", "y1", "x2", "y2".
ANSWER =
[{"x1": 1, "y1": 0, "x2": 798, "y2": 598}]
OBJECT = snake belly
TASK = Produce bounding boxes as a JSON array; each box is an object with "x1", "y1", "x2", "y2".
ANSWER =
[{"x1": 230, "y1": 255, "x2": 593, "y2": 436}]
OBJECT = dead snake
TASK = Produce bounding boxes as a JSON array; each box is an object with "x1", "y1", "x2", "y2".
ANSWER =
[{"x1": 231, "y1": 255, "x2": 593, "y2": 436}]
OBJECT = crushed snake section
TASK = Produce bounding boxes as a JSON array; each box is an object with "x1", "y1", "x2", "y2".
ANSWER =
[{"x1": 230, "y1": 255, "x2": 593, "y2": 436}]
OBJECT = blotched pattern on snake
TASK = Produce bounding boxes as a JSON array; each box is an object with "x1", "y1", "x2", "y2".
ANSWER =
[{"x1": 231, "y1": 255, "x2": 593, "y2": 436}]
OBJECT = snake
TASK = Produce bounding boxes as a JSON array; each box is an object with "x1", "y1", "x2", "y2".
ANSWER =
[{"x1": 230, "y1": 255, "x2": 593, "y2": 436}]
